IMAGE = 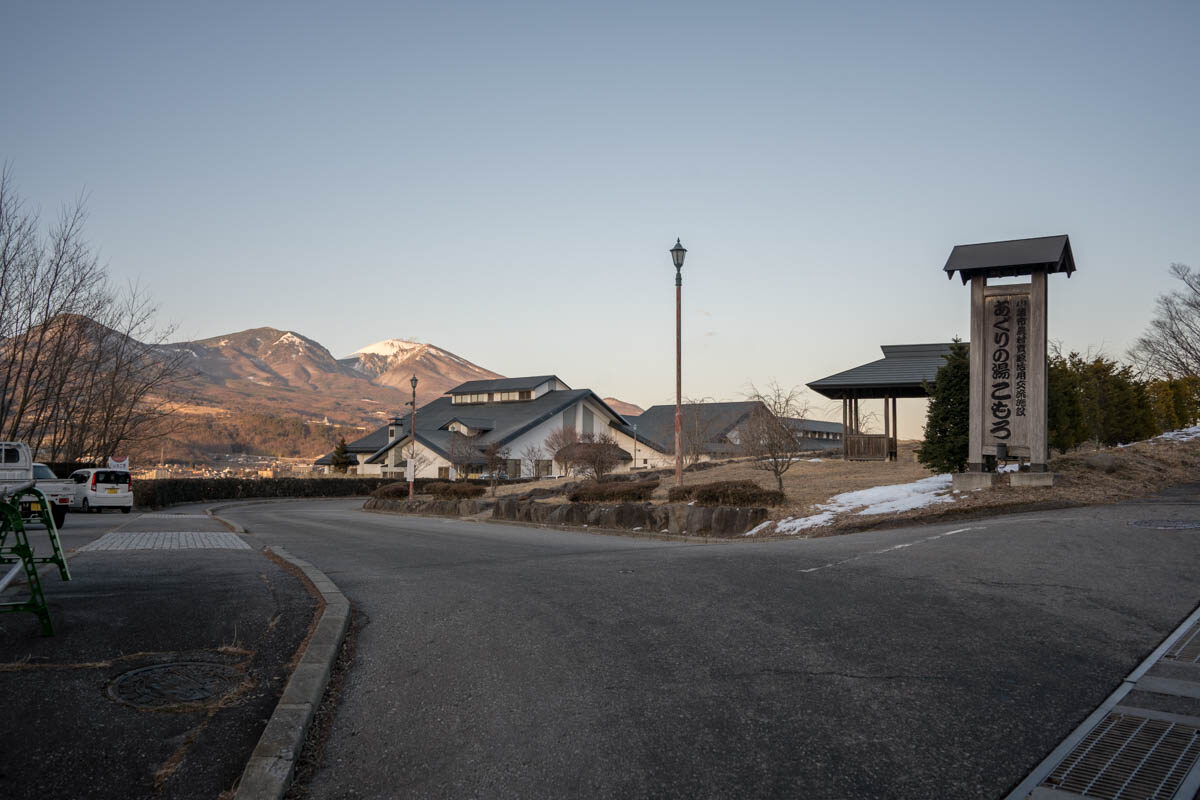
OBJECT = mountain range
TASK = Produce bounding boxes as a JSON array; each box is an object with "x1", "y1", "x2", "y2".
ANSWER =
[{"x1": 165, "y1": 327, "x2": 643, "y2": 429}]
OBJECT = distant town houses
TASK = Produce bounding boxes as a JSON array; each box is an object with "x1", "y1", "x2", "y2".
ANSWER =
[{"x1": 315, "y1": 376, "x2": 843, "y2": 480}]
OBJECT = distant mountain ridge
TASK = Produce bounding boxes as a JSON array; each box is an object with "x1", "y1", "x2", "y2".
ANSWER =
[
  {"x1": 338, "y1": 338, "x2": 503, "y2": 397},
  {"x1": 166, "y1": 328, "x2": 500, "y2": 425}
]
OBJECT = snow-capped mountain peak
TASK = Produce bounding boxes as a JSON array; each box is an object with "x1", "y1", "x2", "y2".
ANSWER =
[{"x1": 350, "y1": 338, "x2": 427, "y2": 358}]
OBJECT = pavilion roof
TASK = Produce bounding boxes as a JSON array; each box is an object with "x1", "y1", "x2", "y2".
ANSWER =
[{"x1": 807, "y1": 343, "x2": 961, "y2": 399}]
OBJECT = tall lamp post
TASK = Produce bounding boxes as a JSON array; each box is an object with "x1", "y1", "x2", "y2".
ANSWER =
[
  {"x1": 670, "y1": 238, "x2": 687, "y2": 486},
  {"x1": 408, "y1": 375, "x2": 418, "y2": 499}
]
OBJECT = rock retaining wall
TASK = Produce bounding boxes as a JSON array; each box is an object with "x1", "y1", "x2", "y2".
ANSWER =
[
  {"x1": 492, "y1": 499, "x2": 768, "y2": 538},
  {"x1": 363, "y1": 497, "x2": 493, "y2": 517}
]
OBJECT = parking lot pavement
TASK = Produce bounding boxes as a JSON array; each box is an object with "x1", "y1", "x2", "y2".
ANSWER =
[{"x1": 0, "y1": 511, "x2": 318, "y2": 800}]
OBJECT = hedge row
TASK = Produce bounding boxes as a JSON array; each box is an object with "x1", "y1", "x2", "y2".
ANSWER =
[
  {"x1": 425, "y1": 482, "x2": 487, "y2": 499},
  {"x1": 134, "y1": 477, "x2": 395, "y2": 509},
  {"x1": 667, "y1": 480, "x2": 785, "y2": 507},
  {"x1": 568, "y1": 480, "x2": 659, "y2": 503}
]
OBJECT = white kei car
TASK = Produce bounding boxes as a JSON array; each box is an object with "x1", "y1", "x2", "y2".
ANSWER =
[{"x1": 69, "y1": 468, "x2": 134, "y2": 513}]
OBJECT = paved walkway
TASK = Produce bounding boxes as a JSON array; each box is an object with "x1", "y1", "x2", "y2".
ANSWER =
[{"x1": 0, "y1": 509, "x2": 317, "y2": 800}]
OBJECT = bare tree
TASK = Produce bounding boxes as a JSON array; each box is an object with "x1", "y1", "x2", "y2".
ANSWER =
[
  {"x1": 680, "y1": 396, "x2": 716, "y2": 467},
  {"x1": 1130, "y1": 264, "x2": 1200, "y2": 379},
  {"x1": 544, "y1": 426, "x2": 579, "y2": 477},
  {"x1": 0, "y1": 169, "x2": 186, "y2": 462},
  {"x1": 557, "y1": 432, "x2": 625, "y2": 480},
  {"x1": 484, "y1": 441, "x2": 511, "y2": 496},
  {"x1": 519, "y1": 442, "x2": 546, "y2": 479},
  {"x1": 447, "y1": 431, "x2": 479, "y2": 480},
  {"x1": 739, "y1": 382, "x2": 809, "y2": 492}
]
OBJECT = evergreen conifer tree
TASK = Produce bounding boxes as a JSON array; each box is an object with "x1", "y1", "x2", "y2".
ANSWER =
[
  {"x1": 1048, "y1": 354, "x2": 1087, "y2": 453},
  {"x1": 917, "y1": 340, "x2": 970, "y2": 474},
  {"x1": 330, "y1": 436, "x2": 351, "y2": 473}
]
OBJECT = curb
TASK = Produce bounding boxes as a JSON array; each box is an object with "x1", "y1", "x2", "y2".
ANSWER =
[{"x1": 211, "y1": 511, "x2": 348, "y2": 800}]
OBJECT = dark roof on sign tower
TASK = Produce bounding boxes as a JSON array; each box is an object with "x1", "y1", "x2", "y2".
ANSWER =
[
  {"x1": 448, "y1": 375, "x2": 564, "y2": 394},
  {"x1": 807, "y1": 343, "x2": 962, "y2": 399},
  {"x1": 943, "y1": 235, "x2": 1075, "y2": 284}
]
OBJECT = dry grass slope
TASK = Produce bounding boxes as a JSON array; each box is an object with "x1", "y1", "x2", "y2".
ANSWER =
[{"x1": 491, "y1": 435, "x2": 1200, "y2": 537}]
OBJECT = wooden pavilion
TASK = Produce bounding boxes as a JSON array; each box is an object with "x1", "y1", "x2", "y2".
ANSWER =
[{"x1": 807, "y1": 343, "x2": 959, "y2": 461}]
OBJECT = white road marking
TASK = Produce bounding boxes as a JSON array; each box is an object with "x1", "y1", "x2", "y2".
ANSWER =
[
  {"x1": 80, "y1": 531, "x2": 251, "y2": 551},
  {"x1": 799, "y1": 527, "x2": 978, "y2": 574}
]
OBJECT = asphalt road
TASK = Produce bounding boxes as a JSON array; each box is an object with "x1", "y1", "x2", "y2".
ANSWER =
[{"x1": 215, "y1": 494, "x2": 1200, "y2": 799}]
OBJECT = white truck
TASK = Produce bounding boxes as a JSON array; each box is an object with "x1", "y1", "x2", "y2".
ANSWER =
[{"x1": 0, "y1": 442, "x2": 72, "y2": 528}]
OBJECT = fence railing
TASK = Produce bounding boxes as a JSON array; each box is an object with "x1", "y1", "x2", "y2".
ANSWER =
[{"x1": 845, "y1": 434, "x2": 890, "y2": 461}]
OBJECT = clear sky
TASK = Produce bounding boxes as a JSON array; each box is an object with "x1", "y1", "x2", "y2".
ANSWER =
[{"x1": 3, "y1": 1, "x2": 1197, "y2": 436}]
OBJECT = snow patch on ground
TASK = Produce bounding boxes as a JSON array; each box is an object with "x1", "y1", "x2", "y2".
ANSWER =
[
  {"x1": 1157, "y1": 425, "x2": 1200, "y2": 443},
  {"x1": 807, "y1": 458, "x2": 824, "y2": 463},
  {"x1": 755, "y1": 473, "x2": 955, "y2": 536}
]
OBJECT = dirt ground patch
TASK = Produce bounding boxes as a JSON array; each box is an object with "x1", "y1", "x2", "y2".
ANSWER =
[{"x1": 487, "y1": 436, "x2": 1200, "y2": 537}]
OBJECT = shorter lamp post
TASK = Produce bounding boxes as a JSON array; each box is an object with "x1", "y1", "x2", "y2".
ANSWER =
[
  {"x1": 670, "y1": 238, "x2": 687, "y2": 486},
  {"x1": 408, "y1": 375, "x2": 418, "y2": 499}
]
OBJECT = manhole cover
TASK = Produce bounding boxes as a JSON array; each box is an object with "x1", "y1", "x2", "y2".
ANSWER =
[
  {"x1": 1128, "y1": 519, "x2": 1200, "y2": 530},
  {"x1": 107, "y1": 662, "x2": 243, "y2": 709}
]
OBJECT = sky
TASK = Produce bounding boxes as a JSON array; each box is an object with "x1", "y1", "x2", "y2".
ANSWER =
[{"x1": 3, "y1": 1, "x2": 1198, "y2": 437}]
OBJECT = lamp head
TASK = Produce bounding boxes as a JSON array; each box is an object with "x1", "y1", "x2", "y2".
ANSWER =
[{"x1": 670, "y1": 238, "x2": 687, "y2": 270}]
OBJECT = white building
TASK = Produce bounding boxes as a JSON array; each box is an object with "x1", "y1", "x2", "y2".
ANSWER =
[{"x1": 316, "y1": 375, "x2": 673, "y2": 479}]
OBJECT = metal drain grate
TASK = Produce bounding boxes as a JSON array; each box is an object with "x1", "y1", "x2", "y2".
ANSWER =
[
  {"x1": 1128, "y1": 520, "x2": 1200, "y2": 531},
  {"x1": 1164, "y1": 622, "x2": 1200, "y2": 665},
  {"x1": 1042, "y1": 712, "x2": 1200, "y2": 799}
]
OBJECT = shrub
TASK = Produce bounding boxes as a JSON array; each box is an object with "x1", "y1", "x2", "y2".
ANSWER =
[
  {"x1": 133, "y1": 477, "x2": 395, "y2": 509},
  {"x1": 667, "y1": 480, "x2": 784, "y2": 506},
  {"x1": 426, "y1": 482, "x2": 486, "y2": 500},
  {"x1": 568, "y1": 480, "x2": 659, "y2": 503},
  {"x1": 371, "y1": 481, "x2": 435, "y2": 499}
]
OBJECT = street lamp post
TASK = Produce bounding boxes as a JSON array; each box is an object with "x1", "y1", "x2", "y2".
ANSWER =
[
  {"x1": 670, "y1": 238, "x2": 687, "y2": 486},
  {"x1": 409, "y1": 375, "x2": 418, "y2": 499}
]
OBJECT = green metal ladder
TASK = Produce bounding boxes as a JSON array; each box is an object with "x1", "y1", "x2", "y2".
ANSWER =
[{"x1": 0, "y1": 482, "x2": 71, "y2": 636}]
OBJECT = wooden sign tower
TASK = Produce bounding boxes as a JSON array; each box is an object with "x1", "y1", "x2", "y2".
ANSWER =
[{"x1": 943, "y1": 235, "x2": 1076, "y2": 488}]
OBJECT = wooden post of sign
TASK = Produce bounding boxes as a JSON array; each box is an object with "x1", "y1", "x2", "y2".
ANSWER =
[
  {"x1": 968, "y1": 276, "x2": 987, "y2": 472},
  {"x1": 1029, "y1": 270, "x2": 1049, "y2": 471}
]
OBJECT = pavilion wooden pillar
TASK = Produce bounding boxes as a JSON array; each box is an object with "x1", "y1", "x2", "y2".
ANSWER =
[
  {"x1": 841, "y1": 398, "x2": 849, "y2": 461},
  {"x1": 892, "y1": 396, "x2": 898, "y2": 460},
  {"x1": 883, "y1": 394, "x2": 890, "y2": 460}
]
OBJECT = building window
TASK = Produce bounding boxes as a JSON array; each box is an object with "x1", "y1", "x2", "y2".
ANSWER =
[
  {"x1": 519, "y1": 390, "x2": 532, "y2": 400},
  {"x1": 536, "y1": 459, "x2": 553, "y2": 477},
  {"x1": 452, "y1": 393, "x2": 488, "y2": 405}
]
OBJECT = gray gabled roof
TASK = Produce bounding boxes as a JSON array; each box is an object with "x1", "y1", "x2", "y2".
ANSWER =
[
  {"x1": 624, "y1": 401, "x2": 766, "y2": 456},
  {"x1": 607, "y1": 420, "x2": 672, "y2": 454},
  {"x1": 807, "y1": 343, "x2": 962, "y2": 400},
  {"x1": 448, "y1": 375, "x2": 563, "y2": 394},
  {"x1": 441, "y1": 416, "x2": 495, "y2": 431},
  {"x1": 943, "y1": 235, "x2": 1075, "y2": 284},
  {"x1": 790, "y1": 418, "x2": 843, "y2": 434},
  {"x1": 322, "y1": 388, "x2": 627, "y2": 466}
]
